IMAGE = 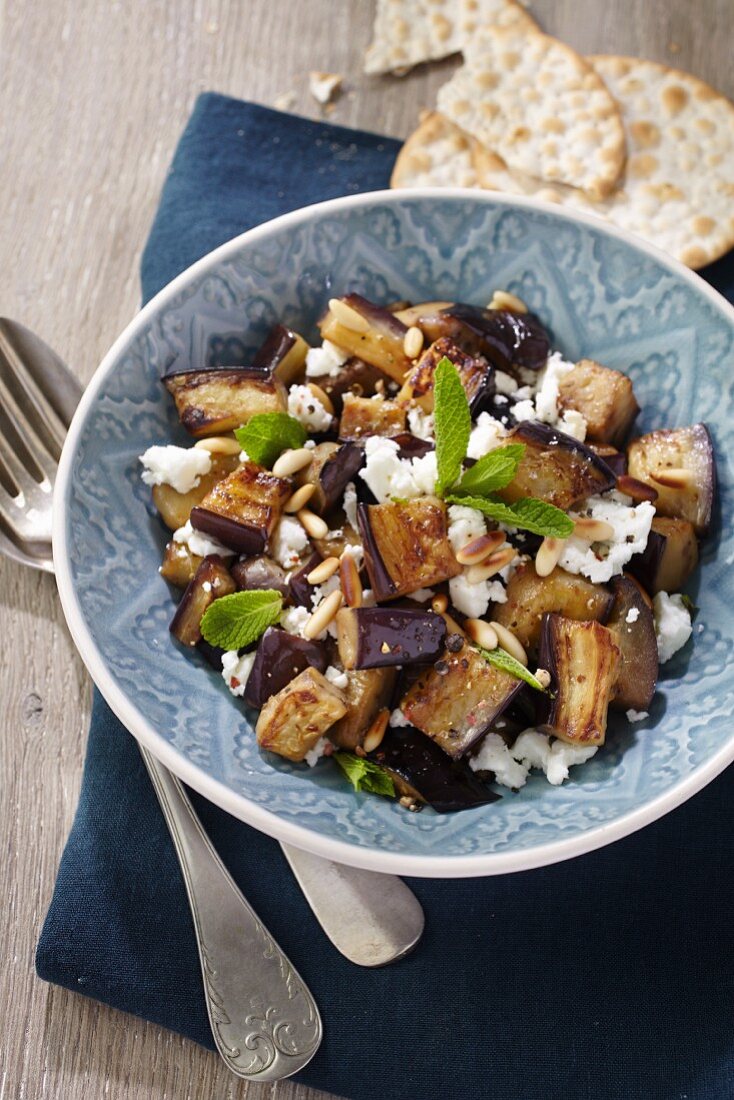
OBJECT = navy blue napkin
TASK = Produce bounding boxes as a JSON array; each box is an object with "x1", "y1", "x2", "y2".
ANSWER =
[{"x1": 38, "y1": 94, "x2": 734, "y2": 1100}]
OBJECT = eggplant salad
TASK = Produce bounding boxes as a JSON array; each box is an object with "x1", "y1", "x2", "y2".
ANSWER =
[{"x1": 140, "y1": 291, "x2": 715, "y2": 813}]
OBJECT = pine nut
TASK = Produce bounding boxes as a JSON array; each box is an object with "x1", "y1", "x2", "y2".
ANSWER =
[
  {"x1": 431, "y1": 593, "x2": 449, "y2": 614},
  {"x1": 573, "y1": 517, "x2": 615, "y2": 542},
  {"x1": 465, "y1": 546, "x2": 517, "y2": 583},
  {"x1": 535, "y1": 537, "x2": 566, "y2": 578},
  {"x1": 403, "y1": 325, "x2": 424, "y2": 359},
  {"x1": 488, "y1": 290, "x2": 528, "y2": 313},
  {"x1": 535, "y1": 668, "x2": 552, "y2": 689},
  {"x1": 303, "y1": 589, "x2": 343, "y2": 639},
  {"x1": 306, "y1": 556, "x2": 340, "y2": 584},
  {"x1": 650, "y1": 466, "x2": 694, "y2": 490},
  {"x1": 489, "y1": 621, "x2": 528, "y2": 666},
  {"x1": 616, "y1": 474, "x2": 658, "y2": 503},
  {"x1": 306, "y1": 382, "x2": 335, "y2": 416},
  {"x1": 339, "y1": 553, "x2": 363, "y2": 608},
  {"x1": 464, "y1": 618, "x2": 499, "y2": 651},
  {"x1": 284, "y1": 483, "x2": 316, "y2": 513},
  {"x1": 297, "y1": 508, "x2": 329, "y2": 539},
  {"x1": 455, "y1": 530, "x2": 506, "y2": 566},
  {"x1": 329, "y1": 297, "x2": 371, "y2": 333},
  {"x1": 272, "y1": 447, "x2": 313, "y2": 478},
  {"x1": 362, "y1": 709, "x2": 389, "y2": 753},
  {"x1": 193, "y1": 435, "x2": 241, "y2": 455}
]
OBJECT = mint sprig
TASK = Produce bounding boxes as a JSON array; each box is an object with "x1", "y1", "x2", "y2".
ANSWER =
[
  {"x1": 334, "y1": 752, "x2": 395, "y2": 798},
  {"x1": 454, "y1": 443, "x2": 525, "y2": 496},
  {"x1": 234, "y1": 413, "x2": 306, "y2": 468},
  {"x1": 434, "y1": 357, "x2": 471, "y2": 496},
  {"x1": 447, "y1": 492, "x2": 574, "y2": 539},
  {"x1": 200, "y1": 589, "x2": 283, "y2": 650},
  {"x1": 478, "y1": 646, "x2": 547, "y2": 692}
]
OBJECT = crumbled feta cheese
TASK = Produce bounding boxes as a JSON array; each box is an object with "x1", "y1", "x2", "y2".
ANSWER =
[
  {"x1": 270, "y1": 516, "x2": 310, "y2": 569},
  {"x1": 509, "y1": 352, "x2": 588, "y2": 442},
  {"x1": 407, "y1": 587, "x2": 434, "y2": 603},
  {"x1": 280, "y1": 605, "x2": 310, "y2": 636},
  {"x1": 471, "y1": 729, "x2": 598, "y2": 788},
  {"x1": 625, "y1": 607, "x2": 640, "y2": 624},
  {"x1": 308, "y1": 70, "x2": 342, "y2": 105},
  {"x1": 389, "y1": 707, "x2": 410, "y2": 728},
  {"x1": 407, "y1": 406, "x2": 435, "y2": 442},
  {"x1": 287, "y1": 384, "x2": 333, "y2": 431},
  {"x1": 239, "y1": 449, "x2": 250, "y2": 463},
  {"x1": 653, "y1": 591, "x2": 692, "y2": 663},
  {"x1": 343, "y1": 482, "x2": 358, "y2": 529},
  {"x1": 449, "y1": 573, "x2": 492, "y2": 618},
  {"x1": 305, "y1": 737, "x2": 329, "y2": 766},
  {"x1": 494, "y1": 370, "x2": 518, "y2": 396},
  {"x1": 447, "y1": 504, "x2": 486, "y2": 552},
  {"x1": 470, "y1": 733, "x2": 530, "y2": 789},
  {"x1": 559, "y1": 495, "x2": 655, "y2": 584},
  {"x1": 140, "y1": 444, "x2": 211, "y2": 493},
  {"x1": 173, "y1": 520, "x2": 234, "y2": 558},
  {"x1": 512, "y1": 399, "x2": 536, "y2": 421},
  {"x1": 560, "y1": 409, "x2": 587, "y2": 441},
  {"x1": 221, "y1": 650, "x2": 256, "y2": 698},
  {"x1": 359, "y1": 436, "x2": 437, "y2": 502},
  {"x1": 325, "y1": 665, "x2": 349, "y2": 689},
  {"x1": 310, "y1": 573, "x2": 341, "y2": 611},
  {"x1": 626, "y1": 709, "x2": 649, "y2": 723},
  {"x1": 306, "y1": 339, "x2": 348, "y2": 378},
  {"x1": 410, "y1": 450, "x2": 438, "y2": 495},
  {"x1": 467, "y1": 412, "x2": 508, "y2": 459},
  {"x1": 340, "y1": 543, "x2": 364, "y2": 572},
  {"x1": 544, "y1": 740, "x2": 598, "y2": 785},
  {"x1": 202, "y1": 581, "x2": 212, "y2": 593}
]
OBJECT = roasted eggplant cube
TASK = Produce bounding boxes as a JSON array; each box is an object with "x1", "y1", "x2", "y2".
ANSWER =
[
  {"x1": 627, "y1": 516, "x2": 699, "y2": 596},
  {"x1": 190, "y1": 461, "x2": 291, "y2": 554},
  {"x1": 557, "y1": 359, "x2": 639, "y2": 446},
  {"x1": 255, "y1": 667, "x2": 347, "y2": 762},
  {"x1": 231, "y1": 554, "x2": 290, "y2": 597},
  {"x1": 358, "y1": 497, "x2": 462, "y2": 602},
  {"x1": 151, "y1": 452, "x2": 240, "y2": 531},
  {"x1": 393, "y1": 301, "x2": 474, "y2": 349},
  {"x1": 500, "y1": 421, "x2": 616, "y2": 510},
  {"x1": 539, "y1": 615, "x2": 620, "y2": 746},
  {"x1": 169, "y1": 555, "x2": 236, "y2": 647},
  {"x1": 244, "y1": 627, "x2": 328, "y2": 708},
  {"x1": 605, "y1": 577, "x2": 658, "y2": 711},
  {"x1": 163, "y1": 369, "x2": 287, "y2": 437},
  {"x1": 397, "y1": 337, "x2": 492, "y2": 412},
  {"x1": 493, "y1": 561, "x2": 614, "y2": 656},
  {"x1": 401, "y1": 644, "x2": 524, "y2": 758},
  {"x1": 587, "y1": 443, "x2": 626, "y2": 478},
  {"x1": 294, "y1": 441, "x2": 364, "y2": 515},
  {"x1": 339, "y1": 395, "x2": 406, "y2": 440},
  {"x1": 318, "y1": 294, "x2": 410, "y2": 384},
  {"x1": 335, "y1": 607, "x2": 447, "y2": 669},
  {"x1": 318, "y1": 356, "x2": 385, "y2": 414},
  {"x1": 288, "y1": 551, "x2": 322, "y2": 608},
  {"x1": 370, "y1": 726, "x2": 500, "y2": 813},
  {"x1": 329, "y1": 667, "x2": 398, "y2": 750},
  {"x1": 627, "y1": 424, "x2": 714, "y2": 536},
  {"x1": 441, "y1": 304, "x2": 550, "y2": 372},
  {"x1": 160, "y1": 540, "x2": 203, "y2": 588},
  {"x1": 312, "y1": 521, "x2": 362, "y2": 561},
  {"x1": 251, "y1": 324, "x2": 308, "y2": 386}
]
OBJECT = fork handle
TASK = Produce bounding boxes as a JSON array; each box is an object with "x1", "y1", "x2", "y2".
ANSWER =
[{"x1": 138, "y1": 744, "x2": 322, "y2": 1081}]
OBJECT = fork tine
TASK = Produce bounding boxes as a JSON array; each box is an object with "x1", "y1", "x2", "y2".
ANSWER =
[
  {"x1": 0, "y1": 375, "x2": 58, "y2": 483},
  {"x1": 0, "y1": 342, "x2": 66, "y2": 462},
  {"x1": 0, "y1": 319, "x2": 82, "y2": 431},
  {"x1": 0, "y1": 479, "x2": 52, "y2": 543},
  {"x1": 0, "y1": 436, "x2": 52, "y2": 499}
]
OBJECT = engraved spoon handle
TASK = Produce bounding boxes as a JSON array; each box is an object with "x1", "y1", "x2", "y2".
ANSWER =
[{"x1": 139, "y1": 745, "x2": 322, "y2": 1081}]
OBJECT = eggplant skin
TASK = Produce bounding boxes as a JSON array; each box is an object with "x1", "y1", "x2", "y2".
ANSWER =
[
  {"x1": 163, "y1": 369, "x2": 287, "y2": 437},
  {"x1": 335, "y1": 607, "x2": 447, "y2": 669},
  {"x1": 371, "y1": 727, "x2": 501, "y2": 813},
  {"x1": 296, "y1": 442, "x2": 364, "y2": 515},
  {"x1": 358, "y1": 497, "x2": 461, "y2": 602},
  {"x1": 627, "y1": 516, "x2": 699, "y2": 596},
  {"x1": 231, "y1": 554, "x2": 290, "y2": 598},
  {"x1": 251, "y1": 324, "x2": 308, "y2": 385},
  {"x1": 244, "y1": 627, "x2": 328, "y2": 709},
  {"x1": 190, "y1": 461, "x2": 292, "y2": 554},
  {"x1": 288, "y1": 551, "x2": 322, "y2": 608},
  {"x1": 401, "y1": 643, "x2": 524, "y2": 759},
  {"x1": 397, "y1": 337, "x2": 492, "y2": 413},
  {"x1": 441, "y1": 304, "x2": 550, "y2": 372},
  {"x1": 627, "y1": 423, "x2": 715, "y2": 536},
  {"x1": 330, "y1": 667, "x2": 397, "y2": 750},
  {"x1": 501, "y1": 421, "x2": 616, "y2": 510},
  {"x1": 319, "y1": 294, "x2": 411, "y2": 384},
  {"x1": 539, "y1": 615, "x2": 620, "y2": 746},
  {"x1": 605, "y1": 577, "x2": 658, "y2": 711},
  {"x1": 255, "y1": 667, "x2": 347, "y2": 762},
  {"x1": 169, "y1": 555, "x2": 236, "y2": 647}
]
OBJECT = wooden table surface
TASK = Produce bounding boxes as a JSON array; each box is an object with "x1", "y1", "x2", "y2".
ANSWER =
[{"x1": 2, "y1": 1, "x2": 732, "y2": 1097}]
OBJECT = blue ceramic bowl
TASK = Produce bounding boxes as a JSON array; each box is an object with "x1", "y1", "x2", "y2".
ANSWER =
[{"x1": 54, "y1": 190, "x2": 734, "y2": 877}]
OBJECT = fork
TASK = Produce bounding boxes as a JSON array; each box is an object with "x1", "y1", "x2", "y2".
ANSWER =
[{"x1": 0, "y1": 317, "x2": 424, "y2": 1069}]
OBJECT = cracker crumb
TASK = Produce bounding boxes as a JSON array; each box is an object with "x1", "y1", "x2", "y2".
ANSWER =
[{"x1": 309, "y1": 71, "x2": 343, "y2": 106}]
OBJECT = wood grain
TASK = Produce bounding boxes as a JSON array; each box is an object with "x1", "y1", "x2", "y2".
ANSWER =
[{"x1": 1, "y1": 1, "x2": 731, "y2": 1097}]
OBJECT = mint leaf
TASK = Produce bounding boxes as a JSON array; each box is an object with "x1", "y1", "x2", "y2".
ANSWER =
[
  {"x1": 234, "y1": 413, "x2": 306, "y2": 468},
  {"x1": 455, "y1": 443, "x2": 525, "y2": 496},
  {"x1": 478, "y1": 646, "x2": 546, "y2": 692},
  {"x1": 333, "y1": 752, "x2": 395, "y2": 798},
  {"x1": 200, "y1": 589, "x2": 283, "y2": 650},
  {"x1": 447, "y1": 492, "x2": 574, "y2": 538},
  {"x1": 434, "y1": 357, "x2": 471, "y2": 496}
]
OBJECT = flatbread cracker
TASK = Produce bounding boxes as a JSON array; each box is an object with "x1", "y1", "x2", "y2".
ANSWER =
[
  {"x1": 391, "y1": 111, "x2": 487, "y2": 188},
  {"x1": 437, "y1": 25, "x2": 626, "y2": 199},
  {"x1": 364, "y1": 0, "x2": 534, "y2": 76}
]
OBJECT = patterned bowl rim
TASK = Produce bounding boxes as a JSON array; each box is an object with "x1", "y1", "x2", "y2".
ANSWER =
[{"x1": 53, "y1": 188, "x2": 734, "y2": 878}]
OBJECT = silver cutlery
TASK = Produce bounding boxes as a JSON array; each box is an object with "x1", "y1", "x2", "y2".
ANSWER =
[{"x1": 0, "y1": 316, "x2": 424, "y2": 1071}]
